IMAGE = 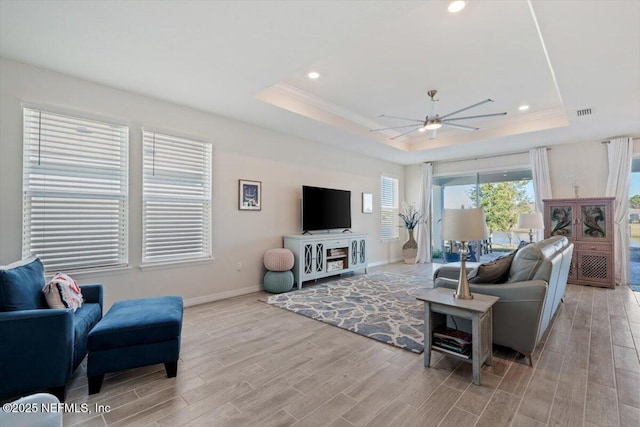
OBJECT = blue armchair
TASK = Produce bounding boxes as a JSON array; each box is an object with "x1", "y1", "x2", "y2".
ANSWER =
[{"x1": 0, "y1": 258, "x2": 103, "y2": 401}]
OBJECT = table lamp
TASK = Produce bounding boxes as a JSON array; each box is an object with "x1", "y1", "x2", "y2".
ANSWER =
[
  {"x1": 441, "y1": 208, "x2": 488, "y2": 300},
  {"x1": 518, "y1": 212, "x2": 544, "y2": 243}
]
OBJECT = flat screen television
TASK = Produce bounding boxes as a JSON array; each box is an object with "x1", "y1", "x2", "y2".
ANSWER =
[{"x1": 302, "y1": 186, "x2": 351, "y2": 232}]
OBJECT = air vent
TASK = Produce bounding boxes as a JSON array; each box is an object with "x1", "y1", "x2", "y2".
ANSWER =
[{"x1": 576, "y1": 108, "x2": 592, "y2": 117}]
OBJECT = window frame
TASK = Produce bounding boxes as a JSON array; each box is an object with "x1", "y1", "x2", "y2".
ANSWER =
[
  {"x1": 432, "y1": 167, "x2": 534, "y2": 257},
  {"x1": 380, "y1": 174, "x2": 399, "y2": 240},
  {"x1": 22, "y1": 106, "x2": 129, "y2": 273}
]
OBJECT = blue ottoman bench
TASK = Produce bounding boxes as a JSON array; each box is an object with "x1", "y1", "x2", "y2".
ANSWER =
[{"x1": 87, "y1": 296, "x2": 183, "y2": 394}]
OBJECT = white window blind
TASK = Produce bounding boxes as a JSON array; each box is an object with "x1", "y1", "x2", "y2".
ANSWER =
[
  {"x1": 22, "y1": 108, "x2": 129, "y2": 272},
  {"x1": 381, "y1": 175, "x2": 399, "y2": 240},
  {"x1": 142, "y1": 131, "x2": 212, "y2": 263}
]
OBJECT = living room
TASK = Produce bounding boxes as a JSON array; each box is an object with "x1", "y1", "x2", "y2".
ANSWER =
[{"x1": 1, "y1": 1, "x2": 639, "y2": 426}]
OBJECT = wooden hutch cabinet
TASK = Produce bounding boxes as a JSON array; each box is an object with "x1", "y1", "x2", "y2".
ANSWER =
[{"x1": 543, "y1": 197, "x2": 615, "y2": 288}]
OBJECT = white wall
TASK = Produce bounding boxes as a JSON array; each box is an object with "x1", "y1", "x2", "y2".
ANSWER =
[
  {"x1": 432, "y1": 152, "x2": 530, "y2": 177},
  {"x1": 547, "y1": 140, "x2": 608, "y2": 198},
  {"x1": 0, "y1": 58, "x2": 404, "y2": 308},
  {"x1": 404, "y1": 164, "x2": 423, "y2": 208},
  {"x1": 404, "y1": 139, "x2": 620, "y2": 249},
  {"x1": 406, "y1": 140, "x2": 612, "y2": 207}
]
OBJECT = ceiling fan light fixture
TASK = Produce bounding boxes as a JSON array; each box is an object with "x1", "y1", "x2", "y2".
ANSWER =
[
  {"x1": 374, "y1": 89, "x2": 506, "y2": 140},
  {"x1": 425, "y1": 119, "x2": 442, "y2": 130},
  {"x1": 448, "y1": 1, "x2": 466, "y2": 13}
]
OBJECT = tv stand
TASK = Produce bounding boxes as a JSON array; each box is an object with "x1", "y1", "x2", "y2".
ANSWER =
[{"x1": 284, "y1": 233, "x2": 368, "y2": 289}]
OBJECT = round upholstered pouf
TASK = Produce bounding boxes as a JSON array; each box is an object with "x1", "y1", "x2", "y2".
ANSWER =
[
  {"x1": 263, "y1": 271, "x2": 294, "y2": 293},
  {"x1": 263, "y1": 248, "x2": 294, "y2": 271}
]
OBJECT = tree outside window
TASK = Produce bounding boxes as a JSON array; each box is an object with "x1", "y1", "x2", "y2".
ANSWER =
[{"x1": 468, "y1": 181, "x2": 532, "y2": 245}]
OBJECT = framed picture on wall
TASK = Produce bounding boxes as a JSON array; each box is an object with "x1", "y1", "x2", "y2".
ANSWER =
[
  {"x1": 362, "y1": 193, "x2": 373, "y2": 213},
  {"x1": 239, "y1": 179, "x2": 261, "y2": 211}
]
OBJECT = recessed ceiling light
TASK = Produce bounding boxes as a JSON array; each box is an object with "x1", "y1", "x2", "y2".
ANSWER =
[
  {"x1": 448, "y1": 1, "x2": 466, "y2": 13},
  {"x1": 518, "y1": 105, "x2": 530, "y2": 111},
  {"x1": 418, "y1": 127, "x2": 427, "y2": 132},
  {"x1": 307, "y1": 71, "x2": 320, "y2": 79}
]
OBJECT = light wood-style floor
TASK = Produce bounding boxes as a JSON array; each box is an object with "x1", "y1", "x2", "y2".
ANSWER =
[{"x1": 62, "y1": 263, "x2": 640, "y2": 427}]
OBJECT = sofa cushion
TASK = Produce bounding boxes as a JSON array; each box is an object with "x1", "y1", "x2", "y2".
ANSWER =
[
  {"x1": 468, "y1": 250, "x2": 517, "y2": 284},
  {"x1": 507, "y1": 244, "x2": 545, "y2": 283},
  {"x1": 0, "y1": 257, "x2": 47, "y2": 312},
  {"x1": 74, "y1": 303, "x2": 102, "y2": 344}
]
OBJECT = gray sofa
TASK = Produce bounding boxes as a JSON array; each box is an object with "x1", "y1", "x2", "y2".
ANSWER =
[{"x1": 433, "y1": 236, "x2": 573, "y2": 364}]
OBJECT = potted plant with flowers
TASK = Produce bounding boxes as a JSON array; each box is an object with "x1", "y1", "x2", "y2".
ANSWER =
[{"x1": 399, "y1": 204, "x2": 425, "y2": 264}]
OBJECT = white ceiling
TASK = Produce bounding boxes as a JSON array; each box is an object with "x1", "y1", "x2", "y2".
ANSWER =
[{"x1": 1, "y1": 0, "x2": 638, "y2": 165}]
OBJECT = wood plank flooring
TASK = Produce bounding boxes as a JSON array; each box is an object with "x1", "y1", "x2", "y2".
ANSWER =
[{"x1": 62, "y1": 263, "x2": 640, "y2": 426}]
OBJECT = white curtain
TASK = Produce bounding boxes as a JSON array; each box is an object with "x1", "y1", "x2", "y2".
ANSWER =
[
  {"x1": 605, "y1": 137, "x2": 633, "y2": 285},
  {"x1": 416, "y1": 163, "x2": 433, "y2": 263},
  {"x1": 530, "y1": 147, "x2": 553, "y2": 241}
]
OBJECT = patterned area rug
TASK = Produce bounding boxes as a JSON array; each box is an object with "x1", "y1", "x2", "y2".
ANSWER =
[
  {"x1": 630, "y1": 284, "x2": 640, "y2": 292},
  {"x1": 262, "y1": 272, "x2": 432, "y2": 353}
]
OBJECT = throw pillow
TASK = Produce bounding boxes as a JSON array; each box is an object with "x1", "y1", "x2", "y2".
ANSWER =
[
  {"x1": 43, "y1": 273, "x2": 83, "y2": 312},
  {"x1": 0, "y1": 256, "x2": 47, "y2": 311},
  {"x1": 467, "y1": 250, "x2": 517, "y2": 284}
]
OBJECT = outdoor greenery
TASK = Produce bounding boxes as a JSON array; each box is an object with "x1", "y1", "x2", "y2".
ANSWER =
[
  {"x1": 468, "y1": 181, "x2": 532, "y2": 244},
  {"x1": 630, "y1": 194, "x2": 640, "y2": 209}
]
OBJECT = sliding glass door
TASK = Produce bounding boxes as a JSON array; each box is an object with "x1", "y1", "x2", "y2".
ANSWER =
[{"x1": 432, "y1": 169, "x2": 534, "y2": 263}]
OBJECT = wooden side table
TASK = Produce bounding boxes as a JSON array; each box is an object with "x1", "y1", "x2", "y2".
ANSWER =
[{"x1": 417, "y1": 288, "x2": 499, "y2": 385}]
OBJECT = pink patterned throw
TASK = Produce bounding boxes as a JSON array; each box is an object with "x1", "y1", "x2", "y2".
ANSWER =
[{"x1": 43, "y1": 273, "x2": 84, "y2": 311}]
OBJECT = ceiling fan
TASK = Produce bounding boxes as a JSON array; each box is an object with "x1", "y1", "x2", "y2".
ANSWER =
[{"x1": 371, "y1": 90, "x2": 507, "y2": 140}]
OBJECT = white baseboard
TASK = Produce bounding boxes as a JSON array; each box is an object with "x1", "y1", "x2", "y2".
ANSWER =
[
  {"x1": 183, "y1": 284, "x2": 262, "y2": 307},
  {"x1": 183, "y1": 258, "x2": 405, "y2": 306},
  {"x1": 367, "y1": 257, "x2": 403, "y2": 267}
]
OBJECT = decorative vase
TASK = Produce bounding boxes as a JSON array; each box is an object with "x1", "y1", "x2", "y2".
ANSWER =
[{"x1": 402, "y1": 228, "x2": 418, "y2": 264}]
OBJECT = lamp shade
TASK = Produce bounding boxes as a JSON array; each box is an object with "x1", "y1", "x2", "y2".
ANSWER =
[
  {"x1": 441, "y1": 208, "x2": 488, "y2": 242},
  {"x1": 517, "y1": 212, "x2": 544, "y2": 230}
]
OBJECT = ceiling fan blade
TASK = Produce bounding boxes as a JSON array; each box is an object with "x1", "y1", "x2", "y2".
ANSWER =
[
  {"x1": 379, "y1": 114, "x2": 423, "y2": 123},
  {"x1": 389, "y1": 126, "x2": 422, "y2": 140},
  {"x1": 443, "y1": 122, "x2": 479, "y2": 131},
  {"x1": 444, "y1": 112, "x2": 507, "y2": 122},
  {"x1": 370, "y1": 123, "x2": 427, "y2": 132},
  {"x1": 428, "y1": 129, "x2": 437, "y2": 140},
  {"x1": 440, "y1": 99, "x2": 493, "y2": 120}
]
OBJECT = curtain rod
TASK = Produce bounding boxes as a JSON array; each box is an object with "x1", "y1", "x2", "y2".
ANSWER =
[
  {"x1": 601, "y1": 137, "x2": 640, "y2": 143},
  {"x1": 430, "y1": 147, "x2": 551, "y2": 165}
]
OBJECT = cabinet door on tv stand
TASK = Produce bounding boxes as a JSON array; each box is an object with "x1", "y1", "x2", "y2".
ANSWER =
[
  {"x1": 349, "y1": 237, "x2": 367, "y2": 269},
  {"x1": 302, "y1": 241, "x2": 325, "y2": 280}
]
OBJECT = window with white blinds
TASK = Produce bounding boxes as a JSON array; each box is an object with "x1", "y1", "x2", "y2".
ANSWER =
[
  {"x1": 22, "y1": 108, "x2": 129, "y2": 272},
  {"x1": 142, "y1": 131, "x2": 212, "y2": 264},
  {"x1": 380, "y1": 175, "x2": 399, "y2": 240}
]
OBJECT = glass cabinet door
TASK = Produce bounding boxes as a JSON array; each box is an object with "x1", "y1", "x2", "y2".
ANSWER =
[
  {"x1": 549, "y1": 205, "x2": 573, "y2": 237},
  {"x1": 581, "y1": 205, "x2": 607, "y2": 239}
]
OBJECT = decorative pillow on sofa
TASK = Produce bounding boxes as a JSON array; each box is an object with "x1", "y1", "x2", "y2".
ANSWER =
[
  {"x1": 43, "y1": 273, "x2": 84, "y2": 312},
  {"x1": 0, "y1": 256, "x2": 47, "y2": 311},
  {"x1": 467, "y1": 250, "x2": 517, "y2": 284}
]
